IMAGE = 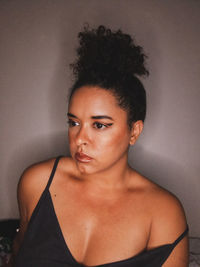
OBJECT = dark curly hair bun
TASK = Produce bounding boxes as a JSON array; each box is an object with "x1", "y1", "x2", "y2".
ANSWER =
[
  {"x1": 70, "y1": 25, "x2": 149, "y2": 126},
  {"x1": 71, "y1": 25, "x2": 149, "y2": 83}
]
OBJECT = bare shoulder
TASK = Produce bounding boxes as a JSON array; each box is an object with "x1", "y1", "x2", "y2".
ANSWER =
[
  {"x1": 130, "y1": 172, "x2": 188, "y2": 265},
  {"x1": 17, "y1": 156, "x2": 74, "y2": 217},
  {"x1": 17, "y1": 157, "x2": 57, "y2": 218},
  {"x1": 129, "y1": 171, "x2": 187, "y2": 243},
  {"x1": 19, "y1": 157, "x2": 56, "y2": 190},
  {"x1": 14, "y1": 157, "x2": 60, "y2": 256},
  {"x1": 136, "y1": 175, "x2": 189, "y2": 266},
  {"x1": 148, "y1": 182, "x2": 187, "y2": 245}
]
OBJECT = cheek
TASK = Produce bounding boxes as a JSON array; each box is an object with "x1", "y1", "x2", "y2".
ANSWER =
[
  {"x1": 95, "y1": 128, "x2": 130, "y2": 155},
  {"x1": 68, "y1": 126, "x2": 130, "y2": 156}
]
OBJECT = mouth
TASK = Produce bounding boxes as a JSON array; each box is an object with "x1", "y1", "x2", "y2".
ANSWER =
[{"x1": 75, "y1": 152, "x2": 93, "y2": 163}]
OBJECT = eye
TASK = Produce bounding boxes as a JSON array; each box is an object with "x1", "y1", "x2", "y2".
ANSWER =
[
  {"x1": 93, "y1": 122, "x2": 113, "y2": 129},
  {"x1": 67, "y1": 119, "x2": 79, "y2": 127}
]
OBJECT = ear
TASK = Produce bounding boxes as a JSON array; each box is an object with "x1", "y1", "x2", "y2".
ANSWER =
[{"x1": 129, "y1": 120, "x2": 144, "y2": 146}]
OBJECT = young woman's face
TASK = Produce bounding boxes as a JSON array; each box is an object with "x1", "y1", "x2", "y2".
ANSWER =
[{"x1": 67, "y1": 86, "x2": 135, "y2": 175}]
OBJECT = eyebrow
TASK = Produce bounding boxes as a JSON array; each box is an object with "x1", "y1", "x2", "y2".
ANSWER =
[{"x1": 67, "y1": 113, "x2": 114, "y2": 121}]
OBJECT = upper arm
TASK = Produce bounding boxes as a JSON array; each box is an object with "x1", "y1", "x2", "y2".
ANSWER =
[{"x1": 148, "y1": 191, "x2": 189, "y2": 267}]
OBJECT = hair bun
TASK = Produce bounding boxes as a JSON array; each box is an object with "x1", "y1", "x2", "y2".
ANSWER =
[{"x1": 71, "y1": 25, "x2": 149, "y2": 82}]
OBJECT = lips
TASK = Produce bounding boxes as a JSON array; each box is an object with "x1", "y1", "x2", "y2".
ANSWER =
[{"x1": 75, "y1": 152, "x2": 93, "y2": 163}]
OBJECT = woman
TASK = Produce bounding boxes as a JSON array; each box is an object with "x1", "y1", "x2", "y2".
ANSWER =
[{"x1": 12, "y1": 25, "x2": 188, "y2": 266}]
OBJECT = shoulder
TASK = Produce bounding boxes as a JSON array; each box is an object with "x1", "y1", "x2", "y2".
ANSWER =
[
  {"x1": 18, "y1": 157, "x2": 56, "y2": 195},
  {"x1": 129, "y1": 171, "x2": 187, "y2": 246},
  {"x1": 18, "y1": 156, "x2": 72, "y2": 193},
  {"x1": 130, "y1": 173, "x2": 189, "y2": 265},
  {"x1": 18, "y1": 156, "x2": 74, "y2": 207},
  {"x1": 17, "y1": 158, "x2": 56, "y2": 217},
  {"x1": 140, "y1": 179, "x2": 188, "y2": 261},
  {"x1": 148, "y1": 185, "x2": 187, "y2": 245},
  {"x1": 16, "y1": 157, "x2": 58, "y2": 248},
  {"x1": 15, "y1": 156, "x2": 72, "y2": 253},
  {"x1": 18, "y1": 156, "x2": 74, "y2": 219},
  {"x1": 147, "y1": 184, "x2": 188, "y2": 266}
]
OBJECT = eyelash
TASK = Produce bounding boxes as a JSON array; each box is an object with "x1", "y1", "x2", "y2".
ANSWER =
[{"x1": 67, "y1": 119, "x2": 113, "y2": 130}]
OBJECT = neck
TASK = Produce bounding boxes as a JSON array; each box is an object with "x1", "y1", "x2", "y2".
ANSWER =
[{"x1": 74, "y1": 153, "x2": 132, "y2": 193}]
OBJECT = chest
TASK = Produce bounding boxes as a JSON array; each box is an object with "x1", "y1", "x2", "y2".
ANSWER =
[{"x1": 49, "y1": 185, "x2": 151, "y2": 265}]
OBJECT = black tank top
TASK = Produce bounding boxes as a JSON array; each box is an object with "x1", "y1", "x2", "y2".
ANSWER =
[{"x1": 15, "y1": 156, "x2": 188, "y2": 267}]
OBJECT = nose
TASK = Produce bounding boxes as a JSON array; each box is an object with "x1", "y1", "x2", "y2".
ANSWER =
[{"x1": 75, "y1": 125, "x2": 90, "y2": 147}]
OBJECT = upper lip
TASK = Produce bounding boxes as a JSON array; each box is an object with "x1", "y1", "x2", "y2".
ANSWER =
[{"x1": 75, "y1": 152, "x2": 93, "y2": 160}]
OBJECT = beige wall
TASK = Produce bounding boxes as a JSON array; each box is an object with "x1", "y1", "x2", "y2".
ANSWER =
[{"x1": 0, "y1": 0, "x2": 199, "y2": 236}]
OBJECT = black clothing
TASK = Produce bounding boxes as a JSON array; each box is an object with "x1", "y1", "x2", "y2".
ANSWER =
[{"x1": 15, "y1": 156, "x2": 188, "y2": 267}]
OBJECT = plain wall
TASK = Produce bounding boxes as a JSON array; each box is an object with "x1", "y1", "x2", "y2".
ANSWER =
[{"x1": 0, "y1": 0, "x2": 200, "y2": 236}]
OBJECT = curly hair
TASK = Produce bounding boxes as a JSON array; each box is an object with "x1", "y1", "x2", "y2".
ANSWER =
[{"x1": 69, "y1": 25, "x2": 149, "y2": 129}]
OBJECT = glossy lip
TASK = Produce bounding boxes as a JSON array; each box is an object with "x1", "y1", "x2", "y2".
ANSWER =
[{"x1": 75, "y1": 152, "x2": 93, "y2": 163}]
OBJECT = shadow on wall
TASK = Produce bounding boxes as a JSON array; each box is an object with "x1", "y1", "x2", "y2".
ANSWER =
[{"x1": 4, "y1": 131, "x2": 70, "y2": 218}]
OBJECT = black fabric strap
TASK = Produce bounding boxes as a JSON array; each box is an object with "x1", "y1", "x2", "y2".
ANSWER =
[
  {"x1": 45, "y1": 156, "x2": 63, "y2": 190},
  {"x1": 173, "y1": 225, "x2": 189, "y2": 247}
]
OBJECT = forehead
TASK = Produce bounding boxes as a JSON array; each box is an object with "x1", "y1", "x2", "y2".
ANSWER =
[{"x1": 69, "y1": 86, "x2": 127, "y2": 119}]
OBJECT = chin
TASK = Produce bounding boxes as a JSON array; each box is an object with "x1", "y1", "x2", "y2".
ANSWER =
[
  {"x1": 74, "y1": 160, "x2": 94, "y2": 174},
  {"x1": 75, "y1": 161, "x2": 107, "y2": 176}
]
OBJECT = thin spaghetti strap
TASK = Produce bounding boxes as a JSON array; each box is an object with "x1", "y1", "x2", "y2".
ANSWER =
[
  {"x1": 45, "y1": 156, "x2": 63, "y2": 190},
  {"x1": 26, "y1": 156, "x2": 63, "y2": 226},
  {"x1": 172, "y1": 225, "x2": 189, "y2": 247}
]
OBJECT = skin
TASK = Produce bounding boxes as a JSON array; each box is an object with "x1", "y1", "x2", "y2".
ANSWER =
[{"x1": 11, "y1": 86, "x2": 188, "y2": 267}]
